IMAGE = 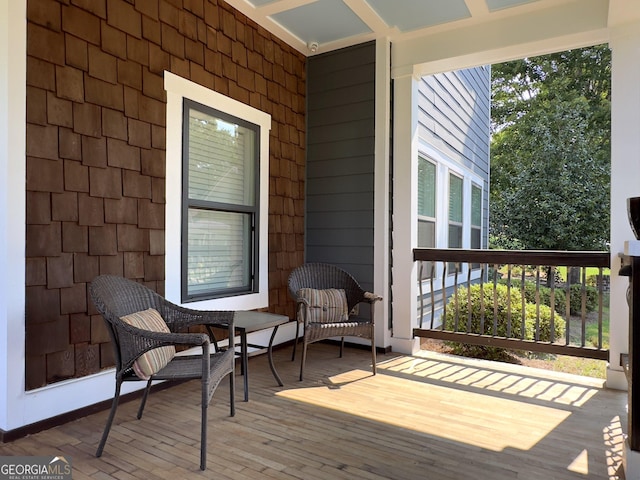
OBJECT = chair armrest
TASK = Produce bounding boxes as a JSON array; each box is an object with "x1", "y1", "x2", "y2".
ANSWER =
[
  {"x1": 159, "y1": 301, "x2": 235, "y2": 332},
  {"x1": 120, "y1": 322, "x2": 210, "y2": 347},
  {"x1": 363, "y1": 291, "x2": 382, "y2": 303},
  {"x1": 296, "y1": 297, "x2": 311, "y2": 307}
]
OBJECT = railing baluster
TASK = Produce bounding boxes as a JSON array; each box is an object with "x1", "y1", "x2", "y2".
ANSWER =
[
  {"x1": 550, "y1": 266, "x2": 556, "y2": 344},
  {"x1": 418, "y1": 261, "x2": 424, "y2": 328},
  {"x1": 565, "y1": 271, "x2": 572, "y2": 346},
  {"x1": 467, "y1": 263, "x2": 473, "y2": 332},
  {"x1": 430, "y1": 263, "x2": 436, "y2": 330},
  {"x1": 506, "y1": 264, "x2": 512, "y2": 338},
  {"x1": 492, "y1": 265, "x2": 498, "y2": 336},
  {"x1": 441, "y1": 262, "x2": 447, "y2": 330},
  {"x1": 480, "y1": 264, "x2": 486, "y2": 334},
  {"x1": 521, "y1": 268, "x2": 526, "y2": 339},
  {"x1": 453, "y1": 262, "x2": 460, "y2": 331},
  {"x1": 581, "y1": 267, "x2": 587, "y2": 347},
  {"x1": 598, "y1": 266, "x2": 604, "y2": 349},
  {"x1": 535, "y1": 266, "x2": 541, "y2": 342}
]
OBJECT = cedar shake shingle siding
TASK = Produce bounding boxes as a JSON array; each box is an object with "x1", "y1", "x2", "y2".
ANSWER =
[{"x1": 25, "y1": 0, "x2": 306, "y2": 389}]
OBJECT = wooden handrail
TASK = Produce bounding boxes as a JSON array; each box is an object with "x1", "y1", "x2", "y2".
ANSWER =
[{"x1": 413, "y1": 248, "x2": 610, "y2": 268}]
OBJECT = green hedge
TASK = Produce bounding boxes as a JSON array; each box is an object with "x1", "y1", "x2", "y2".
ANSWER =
[
  {"x1": 443, "y1": 283, "x2": 566, "y2": 343},
  {"x1": 496, "y1": 279, "x2": 598, "y2": 315}
]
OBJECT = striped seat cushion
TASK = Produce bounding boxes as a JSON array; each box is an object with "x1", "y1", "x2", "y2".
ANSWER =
[
  {"x1": 121, "y1": 308, "x2": 176, "y2": 380},
  {"x1": 297, "y1": 288, "x2": 349, "y2": 324}
]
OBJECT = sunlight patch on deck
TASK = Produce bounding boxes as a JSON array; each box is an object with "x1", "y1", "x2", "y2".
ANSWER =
[
  {"x1": 567, "y1": 449, "x2": 589, "y2": 475},
  {"x1": 276, "y1": 367, "x2": 571, "y2": 452}
]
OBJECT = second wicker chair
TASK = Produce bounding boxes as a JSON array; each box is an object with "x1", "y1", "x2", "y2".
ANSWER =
[{"x1": 288, "y1": 263, "x2": 382, "y2": 380}]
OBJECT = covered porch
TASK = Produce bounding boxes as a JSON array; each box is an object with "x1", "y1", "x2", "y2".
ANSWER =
[{"x1": 2, "y1": 344, "x2": 626, "y2": 479}]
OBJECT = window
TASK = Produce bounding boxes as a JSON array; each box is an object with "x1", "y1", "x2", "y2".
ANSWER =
[
  {"x1": 182, "y1": 100, "x2": 259, "y2": 301},
  {"x1": 471, "y1": 183, "x2": 482, "y2": 249},
  {"x1": 471, "y1": 183, "x2": 482, "y2": 268},
  {"x1": 417, "y1": 157, "x2": 436, "y2": 278},
  {"x1": 417, "y1": 157, "x2": 436, "y2": 248},
  {"x1": 448, "y1": 174, "x2": 463, "y2": 273},
  {"x1": 165, "y1": 72, "x2": 270, "y2": 310}
]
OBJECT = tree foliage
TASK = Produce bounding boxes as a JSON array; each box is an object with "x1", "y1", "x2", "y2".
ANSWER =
[{"x1": 490, "y1": 45, "x2": 611, "y2": 251}]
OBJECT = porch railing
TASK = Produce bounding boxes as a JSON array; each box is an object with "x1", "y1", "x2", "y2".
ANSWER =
[{"x1": 413, "y1": 248, "x2": 610, "y2": 360}]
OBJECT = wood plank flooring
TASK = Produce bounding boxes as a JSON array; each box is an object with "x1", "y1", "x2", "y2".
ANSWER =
[{"x1": 0, "y1": 344, "x2": 627, "y2": 479}]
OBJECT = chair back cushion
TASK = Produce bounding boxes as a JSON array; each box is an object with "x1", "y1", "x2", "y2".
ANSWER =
[
  {"x1": 121, "y1": 308, "x2": 176, "y2": 379},
  {"x1": 297, "y1": 288, "x2": 349, "y2": 323}
]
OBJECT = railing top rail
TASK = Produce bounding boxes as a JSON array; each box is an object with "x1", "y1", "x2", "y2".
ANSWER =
[{"x1": 413, "y1": 248, "x2": 610, "y2": 268}]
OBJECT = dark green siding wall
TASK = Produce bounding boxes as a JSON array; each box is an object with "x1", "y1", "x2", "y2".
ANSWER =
[{"x1": 305, "y1": 41, "x2": 376, "y2": 291}]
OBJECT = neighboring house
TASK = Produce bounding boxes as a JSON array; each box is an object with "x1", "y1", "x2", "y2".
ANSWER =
[
  {"x1": 416, "y1": 68, "x2": 491, "y2": 327},
  {"x1": 417, "y1": 69, "x2": 490, "y2": 255},
  {"x1": 1, "y1": 2, "x2": 639, "y2": 467}
]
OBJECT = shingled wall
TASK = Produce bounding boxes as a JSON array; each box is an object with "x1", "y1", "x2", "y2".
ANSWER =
[{"x1": 25, "y1": 0, "x2": 306, "y2": 390}]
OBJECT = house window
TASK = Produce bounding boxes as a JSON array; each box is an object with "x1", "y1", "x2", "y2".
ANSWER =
[
  {"x1": 448, "y1": 173, "x2": 463, "y2": 273},
  {"x1": 182, "y1": 100, "x2": 259, "y2": 301},
  {"x1": 418, "y1": 157, "x2": 436, "y2": 278},
  {"x1": 471, "y1": 183, "x2": 482, "y2": 249},
  {"x1": 417, "y1": 157, "x2": 436, "y2": 248},
  {"x1": 164, "y1": 72, "x2": 270, "y2": 310},
  {"x1": 471, "y1": 183, "x2": 482, "y2": 268}
]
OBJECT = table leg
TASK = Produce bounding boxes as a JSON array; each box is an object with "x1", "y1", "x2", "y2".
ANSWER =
[{"x1": 268, "y1": 326, "x2": 284, "y2": 386}]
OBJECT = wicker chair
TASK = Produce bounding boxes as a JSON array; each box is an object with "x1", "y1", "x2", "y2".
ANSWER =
[
  {"x1": 288, "y1": 263, "x2": 382, "y2": 380},
  {"x1": 90, "y1": 275, "x2": 235, "y2": 471}
]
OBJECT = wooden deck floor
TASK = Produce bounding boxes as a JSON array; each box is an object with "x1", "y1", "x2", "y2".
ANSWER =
[{"x1": 0, "y1": 344, "x2": 627, "y2": 479}]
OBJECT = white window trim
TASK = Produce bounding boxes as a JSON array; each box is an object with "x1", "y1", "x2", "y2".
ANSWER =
[{"x1": 164, "y1": 71, "x2": 271, "y2": 310}]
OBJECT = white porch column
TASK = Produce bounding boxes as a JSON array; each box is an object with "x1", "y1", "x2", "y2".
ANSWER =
[
  {"x1": 389, "y1": 71, "x2": 420, "y2": 354},
  {"x1": 0, "y1": 0, "x2": 26, "y2": 432},
  {"x1": 608, "y1": 22, "x2": 640, "y2": 391},
  {"x1": 609, "y1": 20, "x2": 640, "y2": 480},
  {"x1": 374, "y1": 38, "x2": 392, "y2": 349}
]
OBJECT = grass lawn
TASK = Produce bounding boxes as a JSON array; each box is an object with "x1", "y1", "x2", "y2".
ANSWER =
[{"x1": 555, "y1": 266, "x2": 610, "y2": 282}]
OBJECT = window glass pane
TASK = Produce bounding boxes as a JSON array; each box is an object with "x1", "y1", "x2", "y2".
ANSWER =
[
  {"x1": 418, "y1": 220, "x2": 435, "y2": 248},
  {"x1": 448, "y1": 224, "x2": 463, "y2": 273},
  {"x1": 188, "y1": 107, "x2": 255, "y2": 207},
  {"x1": 449, "y1": 174, "x2": 463, "y2": 223},
  {"x1": 471, "y1": 228, "x2": 481, "y2": 249},
  {"x1": 418, "y1": 220, "x2": 436, "y2": 279},
  {"x1": 418, "y1": 158, "x2": 436, "y2": 218},
  {"x1": 186, "y1": 209, "x2": 251, "y2": 297},
  {"x1": 471, "y1": 184, "x2": 482, "y2": 227},
  {"x1": 448, "y1": 224, "x2": 462, "y2": 249}
]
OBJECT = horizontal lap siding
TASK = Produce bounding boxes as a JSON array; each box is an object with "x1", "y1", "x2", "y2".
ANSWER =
[{"x1": 305, "y1": 42, "x2": 376, "y2": 289}]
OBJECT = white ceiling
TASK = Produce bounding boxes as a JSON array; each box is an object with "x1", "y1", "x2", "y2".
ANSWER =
[{"x1": 223, "y1": 0, "x2": 624, "y2": 56}]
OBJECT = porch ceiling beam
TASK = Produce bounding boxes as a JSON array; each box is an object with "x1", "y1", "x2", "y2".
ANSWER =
[
  {"x1": 392, "y1": 0, "x2": 610, "y2": 78},
  {"x1": 608, "y1": 0, "x2": 640, "y2": 28}
]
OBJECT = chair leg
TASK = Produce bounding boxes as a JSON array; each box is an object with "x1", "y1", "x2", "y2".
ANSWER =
[
  {"x1": 96, "y1": 380, "x2": 122, "y2": 458},
  {"x1": 371, "y1": 341, "x2": 377, "y2": 375},
  {"x1": 200, "y1": 389, "x2": 207, "y2": 471},
  {"x1": 339, "y1": 337, "x2": 345, "y2": 358},
  {"x1": 229, "y1": 370, "x2": 235, "y2": 417},
  {"x1": 137, "y1": 378, "x2": 153, "y2": 419},
  {"x1": 299, "y1": 337, "x2": 309, "y2": 381}
]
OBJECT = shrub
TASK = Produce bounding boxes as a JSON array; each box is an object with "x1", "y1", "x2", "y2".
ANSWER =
[
  {"x1": 568, "y1": 284, "x2": 599, "y2": 315},
  {"x1": 497, "y1": 278, "x2": 598, "y2": 316},
  {"x1": 443, "y1": 284, "x2": 566, "y2": 356}
]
